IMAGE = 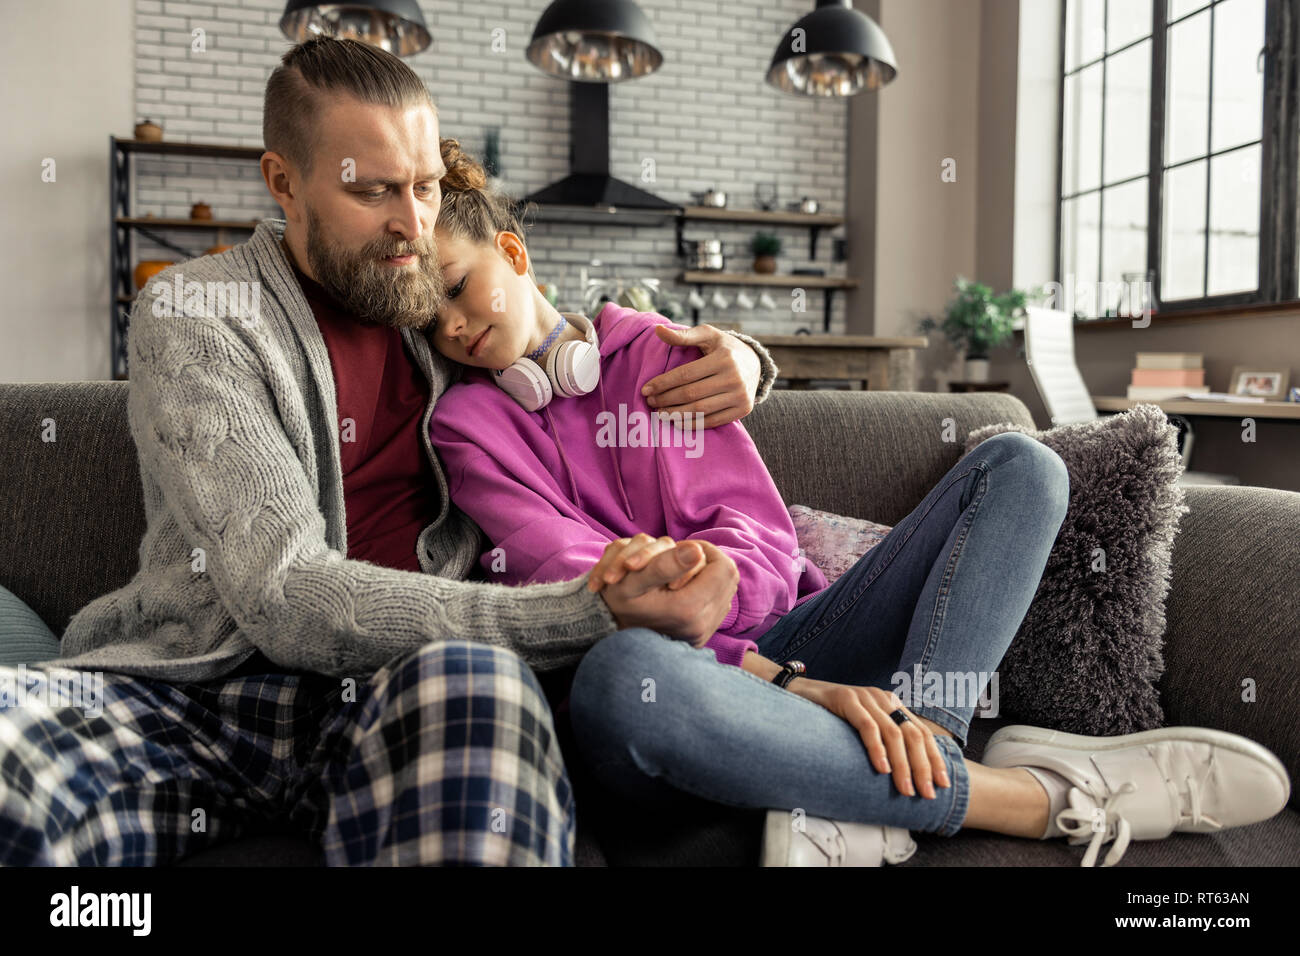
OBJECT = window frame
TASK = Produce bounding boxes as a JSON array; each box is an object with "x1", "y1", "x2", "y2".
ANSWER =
[{"x1": 1054, "y1": 0, "x2": 1300, "y2": 316}]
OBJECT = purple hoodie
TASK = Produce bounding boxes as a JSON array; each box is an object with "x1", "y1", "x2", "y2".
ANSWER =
[{"x1": 429, "y1": 302, "x2": 829, "y2": 667}]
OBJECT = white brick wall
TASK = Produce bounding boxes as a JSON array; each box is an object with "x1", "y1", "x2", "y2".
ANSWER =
[{"x1": 134, "y1": 0, "x2": 848, "y2": 333}]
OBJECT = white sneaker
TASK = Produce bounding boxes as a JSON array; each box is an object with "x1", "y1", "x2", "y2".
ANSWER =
[
  {"x1": 760, "y1": 810, "x2": 917, "y2": 866},
  {"x1": 982, "y1": 724, "x2": 1291, "y2": 867}
]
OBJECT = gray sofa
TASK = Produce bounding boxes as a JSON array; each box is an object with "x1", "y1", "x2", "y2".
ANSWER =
[{"x1": 2, "y1": 381, "x2": 1297, "y2": 866}]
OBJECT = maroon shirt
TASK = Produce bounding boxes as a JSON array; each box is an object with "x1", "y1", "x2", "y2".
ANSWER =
[{"x1": 290, "y1": 261, "x2": 438, "y2": 573}]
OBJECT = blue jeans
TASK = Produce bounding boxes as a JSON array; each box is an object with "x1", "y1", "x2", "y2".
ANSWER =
[{"x1": 567, "y1": 431, "x2": 1070, "y2": 836}]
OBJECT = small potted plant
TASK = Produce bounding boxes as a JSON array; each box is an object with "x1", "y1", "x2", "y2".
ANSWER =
[
  {"x1": 919, "y1": 277, "x2": 1028, "y2": 382},
  {"x1": 751, "y1": 232, "x2": 782, "y2": 274}
]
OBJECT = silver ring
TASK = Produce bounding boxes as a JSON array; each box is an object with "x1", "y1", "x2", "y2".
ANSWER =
[{"x1": 889, "y1": 708, "x2": 911, "y2": 725}]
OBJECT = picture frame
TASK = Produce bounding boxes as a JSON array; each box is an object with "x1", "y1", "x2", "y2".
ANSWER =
[{"x1": 1228, "y1": 365, "x2": 1291, "y2": 401}]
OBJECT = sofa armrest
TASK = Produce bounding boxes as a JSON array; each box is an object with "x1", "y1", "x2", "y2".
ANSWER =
[
  {"x1": 0, "y1": 382, "x2": 144, "y2": 638},
  {"x1": 1160, "y1": 485, "x2": 1300, "y2": 807}
]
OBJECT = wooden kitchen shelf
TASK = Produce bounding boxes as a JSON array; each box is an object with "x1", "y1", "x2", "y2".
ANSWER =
[
  {"x1": 676, "y1": 206, "x2": 843, "y2": 263},
  {"x1": 679, "y1": 205, "x2": 844, "y2": 227},
  {"x1": 679, "y1": 271, "x2": 856, "y2": 288},
  {"x1": 113, "y1": 138, "x2": 264, "y2": 160},
  {"x1": 678, "y1": 272, "x2": 857, "y2": 330},
  {"x1": 116, "y1": 216, "x2": 260, "y2": 230}
]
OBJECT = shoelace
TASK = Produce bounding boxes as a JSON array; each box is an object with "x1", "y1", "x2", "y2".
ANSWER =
[
  {"x1": 805, "y1": 824, "x2": 848, "y2": 865},
  {"x1": 1057, "y1": 782, "x2": 1136, "y2": 867},
  {"x1": 1180, "y1": 759, "x2": 1224, "y2": 834},
  {"x1": 1056, "y1": 753, "x2": 1224, "y2": 867}
]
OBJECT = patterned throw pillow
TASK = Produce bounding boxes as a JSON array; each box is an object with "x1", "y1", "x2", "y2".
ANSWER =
[{"x1": 787, "y1": 504, "x2": 892, "y2": 585}]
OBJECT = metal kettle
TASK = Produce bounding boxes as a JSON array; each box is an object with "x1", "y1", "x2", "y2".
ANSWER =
[{"x1": 690, "y1": 188, "x2": 727, "y2": 208}]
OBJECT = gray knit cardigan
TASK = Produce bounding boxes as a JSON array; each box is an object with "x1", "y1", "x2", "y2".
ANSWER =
[{"x1": 53, "y1": 218, "x2": 778, "y2": 683}]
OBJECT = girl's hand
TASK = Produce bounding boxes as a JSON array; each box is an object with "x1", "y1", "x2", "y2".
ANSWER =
[
  {"x1": 787, "y1": 678, "x2": 951, "y2": 800},
  {"x1": 587, "y1": 534, "x2": 701, "y2": 592}
]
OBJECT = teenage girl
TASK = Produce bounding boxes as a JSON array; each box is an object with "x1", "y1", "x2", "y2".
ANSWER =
[{"x1": 424, "y1": 138, "x2": 1289, "y2": 867}]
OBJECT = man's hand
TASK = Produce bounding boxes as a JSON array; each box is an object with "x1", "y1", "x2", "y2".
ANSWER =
[
  {"x1": 592, "y1": 538, "x2": 738, "y2": 648},
  {"x1": 639, "y1": 325, "x2": 761, "y2": 429}
]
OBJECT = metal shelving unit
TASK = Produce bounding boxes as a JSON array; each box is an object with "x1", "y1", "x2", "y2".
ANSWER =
[{"x1": 109, "y1": 136, "x2": 263, "y2": 379}]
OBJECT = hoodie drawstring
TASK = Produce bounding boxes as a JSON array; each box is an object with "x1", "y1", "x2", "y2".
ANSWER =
[
  {"x1": 599, "y1": 374, "x2": 635, "y2": 519},
  {"x1": 542, "y1": 403, "x2": 583, "y2": 507}
]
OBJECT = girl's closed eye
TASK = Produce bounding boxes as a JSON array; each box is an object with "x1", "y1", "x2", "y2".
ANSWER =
[{"x1": 446, "y1": 274, "x2": 466, "y2": 299}]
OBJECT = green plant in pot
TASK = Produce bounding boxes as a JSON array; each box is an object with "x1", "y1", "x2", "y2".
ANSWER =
[
  {"x1": 919, "y1": 277, "x2": 1029, "y2": 383},
  {"x1": 751, "y1": 232, "x2": 782, "y2": 274}
]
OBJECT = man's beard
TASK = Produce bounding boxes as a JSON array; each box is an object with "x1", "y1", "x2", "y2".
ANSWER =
[{"x1": 303, "y1": 205, "x2": 446, "y2": 330}]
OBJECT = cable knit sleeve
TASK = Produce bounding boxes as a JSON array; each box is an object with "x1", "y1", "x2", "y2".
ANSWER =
[
  {"x1": 125, "y1": 295, "x2": 619, "y2": 678},
  {"x1": 724, "y1": 329, "x2": 778, "y2": 405}
]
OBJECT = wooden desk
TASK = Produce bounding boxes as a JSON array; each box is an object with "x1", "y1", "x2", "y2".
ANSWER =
[
  {"x1": 755, "y1": 334, "x2": 930, "y2": 390},
  {"x1": 1093, "y1": 396, "x2": 1300, "y2": 420}
]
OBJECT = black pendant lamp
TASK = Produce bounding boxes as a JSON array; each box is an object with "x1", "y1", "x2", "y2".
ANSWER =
[
  {"x1": 525, "y1": 0, "x2": 664, "y2": 82},
  {"x1": 767, "y1": 0, "x2": 898, "y2": 96},
  {"x1": 279, "y1": 0, "x2": 431, "y2": 57},
  {"x1": 521, "y1": 0, "x2": 674, "y2": 216}
]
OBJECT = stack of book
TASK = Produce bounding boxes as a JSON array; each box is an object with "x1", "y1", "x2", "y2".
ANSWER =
[{"x1": 1127, "y1": 353, "x2": 1209, "y2": 400}]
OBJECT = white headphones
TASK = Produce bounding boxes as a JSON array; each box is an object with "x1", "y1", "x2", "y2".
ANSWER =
[{"x1": 493, "y1": 312, "x2": 601, "y2": 412}]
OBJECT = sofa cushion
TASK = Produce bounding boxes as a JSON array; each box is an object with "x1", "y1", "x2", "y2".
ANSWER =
[
  {"x1": 961, "y1": 403, "x2": 1188, "y2": 736},
  {"x1": 0, "y1": 583, "x2": 60, "y2": 666},
  {"x1": 743, "y1": 390, "x2": 1039, "y2": 525},
  {"x1": 1159, "y1": 484, "x2": 1300, "y2": 810}
]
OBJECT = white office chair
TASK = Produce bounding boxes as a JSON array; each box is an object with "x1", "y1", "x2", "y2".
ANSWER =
[{"x1": 1022, "y1": 306, "x2": 1239, "y2": 487}]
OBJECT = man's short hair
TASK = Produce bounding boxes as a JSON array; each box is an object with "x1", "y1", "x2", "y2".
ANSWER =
[{"x1": 263, "y1": 35, "x2": 437, "y2": 178}]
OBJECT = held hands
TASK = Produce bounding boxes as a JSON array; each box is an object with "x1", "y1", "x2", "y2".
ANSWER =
[
  {"x1": 587, "y1": 533, "x2": 706, "y2": 591},
  {"x1": 787, "y1": 680, "x2": 952, "y2": 800},
  {"x1": 638, "y1": 325, "x2": 761, "y2": 429},
  {"x1": 587, "y1": 533, "x2": 738, "y2": 648}
]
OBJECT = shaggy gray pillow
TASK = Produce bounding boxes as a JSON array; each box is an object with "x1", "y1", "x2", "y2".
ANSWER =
[{"x1": 963, "y1": 403, "x2": 1190, "y2": 736}]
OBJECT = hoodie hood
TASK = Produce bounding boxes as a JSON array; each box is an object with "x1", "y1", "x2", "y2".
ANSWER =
[{"x1": 588, "y1": 299, "x2": 682, "y2": 355}]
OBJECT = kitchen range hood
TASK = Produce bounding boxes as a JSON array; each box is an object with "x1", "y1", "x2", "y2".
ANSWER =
[{"x1": 522, "y1": 83, "x2": 682, "y2": 224}]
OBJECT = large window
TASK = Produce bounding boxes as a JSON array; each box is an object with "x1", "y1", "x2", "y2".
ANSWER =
[{"x1": 1057, "y1": 0, "x2": 1298, "y2": 316}]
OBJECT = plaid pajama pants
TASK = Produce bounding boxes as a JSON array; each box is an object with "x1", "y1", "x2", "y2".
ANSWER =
[{"x1": 0, "y1": 640, "x2": 575, "y2": 866}]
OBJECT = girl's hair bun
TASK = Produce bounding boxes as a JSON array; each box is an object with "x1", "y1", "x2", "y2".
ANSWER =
[
  {"x1": 434, "y1": 135, "x2": 538, "y2": 284},
  {"x1": 440, "y1": 137, "x2": 487, "y2": 192}
]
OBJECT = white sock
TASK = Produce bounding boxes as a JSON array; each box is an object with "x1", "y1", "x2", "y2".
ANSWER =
[{"x1": 1021, "y1": 767, "x2": 1072, "y2": 839}]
